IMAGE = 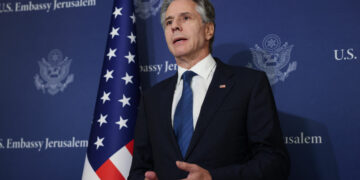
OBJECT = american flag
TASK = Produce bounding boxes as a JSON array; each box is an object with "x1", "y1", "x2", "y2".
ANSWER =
[{"x1": 82, "y1": 0, "x2": 139, "y2": 179}]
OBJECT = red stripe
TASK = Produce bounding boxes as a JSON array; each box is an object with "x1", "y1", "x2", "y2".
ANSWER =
[
  {"x1": 126, "y1": 139, "x2": 134, "y2": 155},
  {"x1": 96, "y1": 159, "x2": 125, "y2": 180}
]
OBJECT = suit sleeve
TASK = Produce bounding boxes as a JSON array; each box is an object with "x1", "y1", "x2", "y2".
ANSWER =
[
  {"x1": 128, "y1": 95, "x2": 153, "y2": 180},
  {"x1": 209, "y1": 72, "x2": 290, "y2": 180}
]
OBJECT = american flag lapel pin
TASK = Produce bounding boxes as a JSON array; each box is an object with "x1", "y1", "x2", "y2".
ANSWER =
[{"x1": 219, "y1": 84, "x2": 226, "y2": 88}]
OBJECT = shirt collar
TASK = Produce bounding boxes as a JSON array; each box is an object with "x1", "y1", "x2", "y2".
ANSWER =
[{"x1": 176, "y1": 54, "x2": 216, "y2": 84}]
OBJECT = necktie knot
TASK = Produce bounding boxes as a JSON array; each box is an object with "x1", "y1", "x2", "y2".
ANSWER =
[{"x1": 182, "y1": 71, "x2": 197, "y2": 84}]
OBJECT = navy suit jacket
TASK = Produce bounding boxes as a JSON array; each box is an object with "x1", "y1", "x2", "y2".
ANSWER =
[{"x1": 129, "y1": 59, "x2": 290, "y2": 180}]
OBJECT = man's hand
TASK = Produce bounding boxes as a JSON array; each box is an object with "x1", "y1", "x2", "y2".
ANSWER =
[
  {"x1": 144, "y1": 171, "x2": 158, "y2": 180},
  {"x1": 176, "y1": 161, "x2": 212, "y2": 180}
]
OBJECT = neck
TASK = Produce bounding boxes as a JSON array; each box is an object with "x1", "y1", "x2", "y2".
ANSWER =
[{"x1": 175, "y1": 49, "x2": 210, "y2": 69}]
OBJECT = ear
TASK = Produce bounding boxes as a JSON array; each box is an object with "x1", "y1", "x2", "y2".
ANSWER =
[{"x1": 205, "y1": 23, "x2": 215, "y2": 41}]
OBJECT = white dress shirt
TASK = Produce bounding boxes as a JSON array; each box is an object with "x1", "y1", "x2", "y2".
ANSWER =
[{"x1": 171, "y1": 54, "x2": 217, "y2": 129}]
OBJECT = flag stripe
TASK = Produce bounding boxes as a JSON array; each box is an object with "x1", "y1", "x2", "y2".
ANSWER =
[
  {"x1": 96, "y1": 159, "x2": 125, "y2": 180},
  {"x1": 126, "y1": 139, "x2": 134, "y2": 155},
  {"x1": 109, "y1": 142, "x2": 133, "y2": 178}
]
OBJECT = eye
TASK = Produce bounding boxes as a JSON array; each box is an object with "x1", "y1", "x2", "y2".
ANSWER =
[
  {"x1": 184, "y1": 16, "x2": 190, "y2": 21},
  {"x1": 166, "y1": 20, "x2": 172, "y2": 26}
]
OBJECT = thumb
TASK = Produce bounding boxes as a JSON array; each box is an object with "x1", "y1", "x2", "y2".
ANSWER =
[
  {"x1": 176, "y1": 161, "x2": 196, "y2": 172},
  {"x1": 145, "y1": 171, "x2": 158, "y2": 180}
]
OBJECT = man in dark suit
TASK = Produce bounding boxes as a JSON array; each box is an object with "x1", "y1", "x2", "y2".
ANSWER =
[{"x1": 129, "y1": 0, "x2": 290, "y2": 179}]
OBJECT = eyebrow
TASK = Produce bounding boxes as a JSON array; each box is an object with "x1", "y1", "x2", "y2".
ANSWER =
[
  {"x1": 165, "y1": 16, "x2": 174, "y2": 22},
  {"x1": 165, "y1": 12, "x2": 192, "y2": 22}
]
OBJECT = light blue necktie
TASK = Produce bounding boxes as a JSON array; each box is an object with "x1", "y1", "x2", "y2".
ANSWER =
[{"x1": 174, "y1": 71, "x2": 197, "y2": 157}]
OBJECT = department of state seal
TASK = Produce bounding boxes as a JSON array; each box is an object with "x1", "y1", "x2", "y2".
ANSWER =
[
  {"x1": 249, "y1": 34, "x2": 297, "y2": 85},
  {"x1": 34, "y1": 49, "x2": 74, "y2": 95}
]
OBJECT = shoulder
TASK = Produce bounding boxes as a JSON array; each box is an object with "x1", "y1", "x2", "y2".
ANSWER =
[
  {"x1": 216, "y1": 59, "x2": 267, "y2": 86},
  {"x1": 225, "y1": 63, "x2": 264, "y2": 77}
]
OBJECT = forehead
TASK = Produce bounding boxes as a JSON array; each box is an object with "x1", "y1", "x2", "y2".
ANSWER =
[{"x1": 165, "y1": 0, "x2": 199, "y2": 17}]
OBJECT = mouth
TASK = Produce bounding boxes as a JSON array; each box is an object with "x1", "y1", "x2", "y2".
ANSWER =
[{"x1": 173, "y1": 37, "x2": 188, "y2": 45}]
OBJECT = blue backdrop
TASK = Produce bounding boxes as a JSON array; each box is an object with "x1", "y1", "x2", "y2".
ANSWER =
[{"x1": 0, "y1": 0, "x2": 359, "y2": 179}]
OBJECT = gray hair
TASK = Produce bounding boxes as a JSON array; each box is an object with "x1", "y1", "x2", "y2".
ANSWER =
[{"x1": 160, "y1": 0, "x2": 216, "y2": 51}]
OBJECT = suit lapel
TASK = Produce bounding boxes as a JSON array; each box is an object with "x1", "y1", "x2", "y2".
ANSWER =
[{"x1": 185, "y1": 60, "x2": 235, "y2": 159}]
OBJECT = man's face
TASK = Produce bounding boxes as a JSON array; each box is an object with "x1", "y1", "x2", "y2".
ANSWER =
[{"x1": 164, "y1": 0, "x2": 213, "y2": 60}]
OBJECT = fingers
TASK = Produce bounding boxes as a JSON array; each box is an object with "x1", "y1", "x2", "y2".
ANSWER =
[{"x1": 144, "y1": 171, "x2": 158, "y2": 180}]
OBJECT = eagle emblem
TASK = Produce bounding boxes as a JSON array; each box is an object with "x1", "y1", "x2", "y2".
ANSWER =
[
  {"x1": 34, "y1": 49, "x2": 74, "y2": 95},
  {"x1": 134, "y1": 0, "x2": 162, "y2": 19},
  {"x1": 249, "y1": 34, "x2": 297, "y2": 85}
]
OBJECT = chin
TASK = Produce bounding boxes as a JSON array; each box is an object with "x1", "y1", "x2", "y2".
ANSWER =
[
  {"x1": 173, "y1": 52, "x2": 190, "y2": 59},
  {"x1": 171, "y1": 48, "x2": 190, "y2": 58}
]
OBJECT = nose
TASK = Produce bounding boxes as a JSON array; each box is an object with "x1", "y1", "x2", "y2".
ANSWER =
[{"x1": 171, "y1": 19, "x2": 182, "y2": 32}]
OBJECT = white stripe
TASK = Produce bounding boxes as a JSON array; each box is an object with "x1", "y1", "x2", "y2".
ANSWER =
[
  {"x1": 82, "y1": 154, "x2": 101, "y2": 180},
  {"x1": 109, "y1": 146, "x2": 133, "y2": 179}
]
